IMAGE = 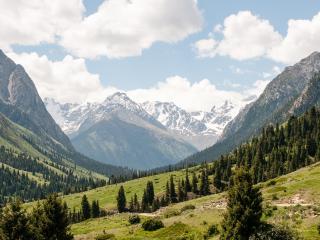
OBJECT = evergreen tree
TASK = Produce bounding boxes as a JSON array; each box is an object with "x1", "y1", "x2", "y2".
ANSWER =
[
  {"x1": 141, "y1": 190, "x2": 149, "y2": 212},
  {"x1": 133, "y1": 193, "x2": 139, "y2": 212},
  {"x1": 117, "y1": 186, "x2": 126, "y2": 213},
  {"x1": 91, "y1": 200, "x2": 100, "y2": 218},
  {"x1": 81, "y1": 195, "x2": 91, "y2": 220},
  {"x1": 165, "y1": 181, "x2": 170, "y2": 204},
  {"x1": 199, "y1": 169, "x2": 210, "y2": 195},
  {"x1": 185, "y1": 169, "x2": 192, "y2": 192},
  {"x1": 33, "y1": 194, "x2": 73, "y2": 240},
  {"x1": 191, "y1": 172, "x2": 198, "y2": 194},
  {"x1": 177, "y1": 180, "x2": 184, "y2": 202},
  {"x1": 146, "y1": 181, "x2": 155, "y2": 205},
  {"x1": 0, "y1": 200, "x2": 33, "y2": 240},
  {"x1": 169, "y1": 175, "x2": 177, "y2": 203},
  {"x1": 220, "y1": 168, "x2": 262, "y2": 240}
]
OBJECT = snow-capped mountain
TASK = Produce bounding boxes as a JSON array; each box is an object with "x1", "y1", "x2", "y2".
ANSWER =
[
  {"x1": 44, "y1": 93, "x2": 197, "y2": 169},
  {"x1": 141, "y1": 100, "x2": 239, "y2": 150}
]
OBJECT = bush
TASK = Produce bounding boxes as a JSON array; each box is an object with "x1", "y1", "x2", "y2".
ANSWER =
[
  {"x1": 128, "y1": 215, "x2": 141, "y2": 225},
  {"x1": 249, "y1": 223, "x2": 298, "y2": 240},
  {"x1": 207, "y1": 224, "x2": 219, "y2": 236},
  {"x1": 142, "y1": 219, "x2": 164, "y2": 231},
  {"x1": 180, "y1": 204, "x2": 195, "y2": 213},
  {"x1": 95, "y1": 233, "x2": 115, "y2": 240},
  {"x1": 164, "y1": 209, "x2": 180, "y2": 218}
]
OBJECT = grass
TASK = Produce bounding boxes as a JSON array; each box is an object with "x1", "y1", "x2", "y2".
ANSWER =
[{"x1": 68, "y1": 162, "x2": 320, "y2": 239}]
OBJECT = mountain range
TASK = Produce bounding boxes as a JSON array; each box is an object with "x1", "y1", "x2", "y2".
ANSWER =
[
  {"x1": 44, "y1": 92, "x2": 239, "y2": 169},
  {"x1": 179, "y1": 51, "x2": 320, "y2": 167}
]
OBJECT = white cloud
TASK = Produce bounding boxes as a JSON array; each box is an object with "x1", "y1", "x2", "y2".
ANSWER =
[
  {"x1": 193, "y1": 38, "x2": 218, "y2": 58},
  {"x1": 0, "y1": 0, "x2": 84, "y2": 50},
  {"x1": 60, "y1": 0, "x2": 203, "y2": 59},
  {"x1": 194, "y1": 11, "x2": 320, "y2": 64},
  {"x1": 268, "y1": 13, "x2": 320, "y2": 64},
  {"x1": 7, "y1": 52, "x2": 106, "y2": 103}
]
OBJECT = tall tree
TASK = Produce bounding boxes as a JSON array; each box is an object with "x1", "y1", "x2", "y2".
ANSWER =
[
  {"x1": 220, "y1": 168, "x2": 262, "y2": 240},
  {"x1": 185, "y1": 169, "x2": 192, "y2": 192},
  {"x1": 169, "y1": 175, "x2": 177, "y2": 203},
  {"x1": 91, "y1": 200, "x2": 100, "y2": 218},
  {"x1": 199, "y1": 169, "x2": 210, "y2": 195},
  {"x1": 191, "y1": 172, "x2": 198, "y2": 194},
  {"x1": 81, "y1": 195, "x2": 91, "y2": 220},
  {"x1": 117, "y1": 186, "x2": 126, "y2": 213},
  {"x1": 146, "y1": 181, "x2": 155, "y2": 205},
  {"x1": 33, "y1": 194, "x2": 73, "y2": 240},
  {"x1": 0, "y1": 200, "x2": 33, "y2": 240}
]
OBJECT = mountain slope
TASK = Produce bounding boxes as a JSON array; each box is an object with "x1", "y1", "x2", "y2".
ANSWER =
[
  {"x1": 0, "y1": 50, "x2": 72, "y2": 150},
  {"x1": 178, "y1": 51, "x2": 320, "y2": 166},
  {"x1": 141, "y1": 100, "x2": 238, "y2": 150},
  {"x1": 0, "y1": 50, "x2": 135, "y2": 179},
  {"x1": 46, "y1": 93, "x2": 197, "y2": 169}
]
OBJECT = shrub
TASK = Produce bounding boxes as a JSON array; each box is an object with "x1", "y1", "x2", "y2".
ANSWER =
[
  {"x1": 164, "y1": 209, "x2": 180, "y2": 218},
  {"x1": 128, "y1": 215, "x2": 141, "y2": 225},
  {"x1": 207, "y1": 224, "x2": 219, "y2": 236},
  {"x1": 95, "y1": 233, "x2": 115, "y2": 240},
  {"x1": 142, "y1": 219, "x2": 164, "y2": 231},
  {"x1": 180, "y1": 204, "x2": 195, "y2": 213},
  {"x1": 249, "y1": 223, "x2": 298, "y2": 240}
]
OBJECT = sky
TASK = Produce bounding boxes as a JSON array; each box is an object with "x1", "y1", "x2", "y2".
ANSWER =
[{"x1": 1, "y1": 0, "x2": 320, "y2": 112}]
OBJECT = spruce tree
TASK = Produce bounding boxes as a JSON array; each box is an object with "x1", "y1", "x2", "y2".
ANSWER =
[
  {"x1": 117, "y1": 186, "x2": 126, "y2": 213},
  {"x1": 81, "y1": 195, "x2": 91, "y2": 220},
  {"x1": 133, "y1": 193, "x2": 139, "y2": 212},
  {"x1": 33, "y1": 194, "x2": 73, "y2": 240},
  {"x1": 146, "y1": 181, "x2": 155, "y2": 205},
  {"x1": 0, "y1": 200, "x2": 33, "y2": 240},
  {"x1": 191, "y1": 172, "x2": 198, "y2": 194},
  {"x1": 141, "y1": 190, "x2": 148, "y2": 212},
  {"x1": 177, "y1": 180, "x2": 184, "y2": 202},
  {"x1": 200, "y1": 169, "x2": 210, "y2": 195},
  {"x1": 220, "y1": 168, "x2": 262, "y2": 240},
  {"x1": 91, "y1": 200, "x2": 100, "y2": 218},
  {"x1": 185, "y1": 169, "x2": 192, "y2": 192},
  {"x1": 169, "y1": 175, "x2": 177, "y2": 203}
]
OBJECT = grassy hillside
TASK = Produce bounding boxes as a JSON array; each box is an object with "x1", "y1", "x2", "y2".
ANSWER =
[{"x1": 69, "y1": 162, "x2": 320, "y2": 239}]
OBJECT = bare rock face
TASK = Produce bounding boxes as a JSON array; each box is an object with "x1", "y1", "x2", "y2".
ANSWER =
[{"x1": 0, "y1": 50, "x2": 73, "y2": 150}]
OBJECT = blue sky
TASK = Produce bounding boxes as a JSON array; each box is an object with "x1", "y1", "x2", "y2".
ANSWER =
[{"x1": 2, "y1": 0, "x2": 320, "y2": 111}]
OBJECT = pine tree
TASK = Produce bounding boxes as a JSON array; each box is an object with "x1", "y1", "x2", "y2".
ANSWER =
[
  {"x1": 33, "y1": 194, "x2": 73, "y2": 240},
  {"x1": 165, "y1": 181, "x2": 170, "y2": 204},
  {"x1": 177, "y1": 180, "x2": 184, "y2": 202},
  {"x1": 220, "y1": 168, "x2": 262, "y2": 240},
  {"x1": 0, "y1": 200, "x2": 33, "y2": 240},
  {"x1": 81, "y1": 195, "x2": 91, "y2": 220},
  {"x1": 185, "y1": 169, "x2": 192, "y2": 192},
  {"x1": 191, "y1": 172, "x2": 198, "y2": 194},
  {"x1": 117, "y1": 186, "x2": 126, "y2": 213},
  {"x1": 146, "y1": 181, "x2": 155, "y2": 205},
  {"x1": 200, "y1": 169, "x2": 210, "y2": 195},
  {"x1": 133, "y1": 193, "x2": 139, "y2": 212},
  {"x1": 169, "y1": 175, "x2": 177, "y2": 203},
  {"x1": 91, "y1": 200, "x2": 100, "y2": 218},
  {"x1": 141, "y1": 190, "x2": 149, "y2": 212}
]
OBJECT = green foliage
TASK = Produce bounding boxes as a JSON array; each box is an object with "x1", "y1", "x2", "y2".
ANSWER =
[
  {"x1": 0, "y1": 200, "x2": 33, "y2": 240},
  {"x1": 207, "y1": 224, "x2": 219, "y2": 236},
  {"x1": 81, "y1": 195, "x2": 91, "y2": 220},
  {"x1": 249, "y1": 223, "x2": 297, "y2": 240},
  {"x1": 128, "y1": 215, "x2": 141, "y2": 225},
  {"x1": 91, "y1": 200, "x2": 100, "y2": 218},
  {"x1": 117, "y1": 186, "x2": 126, "y2": 213},
  {"x1": 180, "y1": 204, "x2": 195, "y2": 213},
  {"x1": 220, "y1": 168, "x2": 263, "y2": 240},
  {"x1": 142, "y1": 218, "x2": 164, "y2": 231}
]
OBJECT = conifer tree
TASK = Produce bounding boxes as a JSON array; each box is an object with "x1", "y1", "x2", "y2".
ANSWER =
[
  {"x1": 191, "y1": 172, "x2": 198, "y2": 194},
  {"x1": 220, "y1": 168, "x2": 262, "y2": 240},
  {"x1": 185, "y1": 169, "x2": 192, "y2": 192},
  {"x1": 81, "y1": 195, "x2": 91, "y2": 220},
  {"x1": 200, "y1": 169, "x2": 210, "y2": 195},
  {"x1": 117, "y1": 186, "x2": 126, "y2": 213},
  {"x1": 41, "y1": 195, "x2": 73, "y2": 240},
  {"x1": 165, "y1": 181, "x2": 170, "y2": 203},
  {"x1": 141, "y1": 190, "x2": 148, "y2": 212},
  {"x1": 91, "y1": 200, "x2": 100, "y2": 218},
  {"x1": 177, "y1": 180, "x2": 184, "y2": 202},
  {"x1": 133, "y1": 193, "x2": 139, "y2": 212},
  {"x1": 146, "y1": 181, "x2": 155, "y2": 205},
  {"x1": 169, "y1": 175, "x2": 177, "y2": 203},
  {"x1": 0, "y1": 200, "x2": 33, "y2": 240}
]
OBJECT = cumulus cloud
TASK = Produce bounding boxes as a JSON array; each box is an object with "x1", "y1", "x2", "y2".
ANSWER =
[
  {"x1": 7, "y1": 52, "x2": 106, "y2": 103},
  {"x1": 268, "y1": 12, "x2": 320, "y2": 63},
  {"x1": 60, "y1": 0, "x2": 203, "y2": 59},
  {"x1": 194, "y1": 11, "x2": 320, "y2": 64},
  {"x1": 0, "y1": 0, "x2": 84, "y2": 50}
]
